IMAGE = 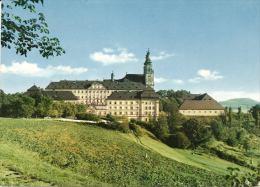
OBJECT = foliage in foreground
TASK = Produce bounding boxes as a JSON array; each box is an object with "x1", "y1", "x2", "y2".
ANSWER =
[{"x1": 0, "y1": 118, "x2": 229, "y2": 186}]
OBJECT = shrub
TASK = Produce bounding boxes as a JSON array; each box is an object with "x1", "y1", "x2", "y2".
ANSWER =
[
  {"x1": 167, "y1": 132, "x2": 190, "y2": 149},
  {"x1": 76, "y1": 112, "x2": 101, "y2": 122}
]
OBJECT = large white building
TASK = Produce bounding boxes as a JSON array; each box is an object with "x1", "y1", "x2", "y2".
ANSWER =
[{"x1": 42, "y1": 50, "x2": 159, "y2": 121}]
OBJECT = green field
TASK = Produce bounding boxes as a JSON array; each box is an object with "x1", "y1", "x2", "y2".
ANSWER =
[{"x1": 0, "y1": 118, "x2": 256, "y2": 186}]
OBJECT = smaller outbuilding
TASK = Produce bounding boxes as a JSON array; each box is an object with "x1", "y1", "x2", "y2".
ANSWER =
[{"x1": 179, "y1": 93, "x2": 225, "y2": 116}]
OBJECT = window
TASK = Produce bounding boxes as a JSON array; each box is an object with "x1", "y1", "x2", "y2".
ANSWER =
[
  {"x1": 109, "y1": 102, "x2": 112, "y2": 104},
  {"x1": 131, "y1": 107, "x2": 133, "y2": 110},
  {"x1": 86, "y1": 91, "x2": 88, "y2": 93},
  {"x1": 114, "y1": 107, "x2": 117, "y2": 109},
  {"x1": 136, "y1": 101, "x2": 139, "y2": 104},
  {"x1": 120, "y1": 107, "x2": 122, "y2": 109},
  {"x1": 125, "y1": 112, "x2": 128, "y2": 114},
  {"x1": 136, "y1": 112, "x2": 138, "y2": 115},
  {"x1": 205, "y1": 111, "x2": 206, "y2": 113},
  {"x1": 81, "y1": 96, "x2": 84, "y2": 98},
  {"x1": 145, "y1": 107, "x2": 148, "y2": 110},
  {"x1": 114, "y1": 112, "x2": 117, "y2": 115},
  {"x1": 131, "y1": 112, "x2": 133, "y2": 115},
  {"x1": 131, "y1": 102, "x2": 133, "y2": 104},
  {"x1": 78, "y1": 91, "x2": 80, "y2": 93},
  {"x1": 82, "y1": 91, "x2": 84, "y2": 93},
  {"x1": 120, "y1": 112, "x2": 122, "y2": 115},
  {"x1": 89, "y1": 91, "x2": 91, "y2": 93},
  {"x1": 145, "y1": 118, "x2": 148, "y2": 121},
  {"x1": 125, "y1": 101, "x2": 128, "y2": 104},
  {"x1": 120, "y1": 102, "x2": 122, "y2": 104},
  {"x1": 136, "y1": 107, "x2": 139, "y2": 109},
  {"x1": 215, "y1": 111, "x2": 217, "y2": 113},
  {"x1": 114, "y1": 102, "x2": 117, "y2": 104},
  {"x1": 149, "y1": 107, "x2": 151, "y2": 110}
]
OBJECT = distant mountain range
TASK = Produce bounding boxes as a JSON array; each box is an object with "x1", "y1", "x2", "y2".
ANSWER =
[{"x1": 219, "y1": 98, "x2": 260, "y2": 112}]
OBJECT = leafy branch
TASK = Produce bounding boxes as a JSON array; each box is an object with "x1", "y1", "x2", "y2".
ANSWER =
[{"x1": 1, "y1": 0, "x2": 65, "y2": 59}]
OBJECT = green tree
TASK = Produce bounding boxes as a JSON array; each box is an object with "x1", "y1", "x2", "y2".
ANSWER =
[
  {"x1": 76, "y1": 104, "x2": 87, "y2": 113},
  {"x1": 154, "y1": 112, "x2": 169, "y2": 141},
  {"x1": 51, "y1": 101, "x2": 64, "y2": 117},
  {"x1": 249, "y1": 104, "x2": 260, "y2": 128},
  {"x1": 35, "y1": 95, "x2": 53, "y2": 117},
  {"x1": 1, "y1": 0, "x2": 65, "y2": 58},
  {"x1": 238, "y1": 106, "x2": 242, "y2": 127},
  {"x1": 229, "y1": 107, "x2": 233, "y2": 126},
  {"x1": 62, "y1": 102, "x2": 77, "y2": 117},
  {"x1": 182, "y1": 118, "x2": 212, "y2": 149},
  {"x1": 210, "y1": 120, "x2": 224, "y2": 141},
  {"x1": 167, "y1": 132, "x2": 190, "y2": 149},
  {"x1": 1, "y1": 93, "x2": 35, "y2": 118},
  {"x1": 243, "y1": 138, "x2": 252, "y2": 153}
]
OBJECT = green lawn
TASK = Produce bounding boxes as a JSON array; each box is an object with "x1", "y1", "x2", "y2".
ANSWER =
[{"x1": 138, "y1": 134, "x2": 254, "y2": 175}]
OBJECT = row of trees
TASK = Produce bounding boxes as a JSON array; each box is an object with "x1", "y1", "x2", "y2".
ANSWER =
[{"x1": 0, "y1": 90, "x2": 85, "y2": 118}]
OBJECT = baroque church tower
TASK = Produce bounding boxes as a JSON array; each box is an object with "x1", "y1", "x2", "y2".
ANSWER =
[{"x1": 143, "y1": 49, "x2": 154, "y2": 89}]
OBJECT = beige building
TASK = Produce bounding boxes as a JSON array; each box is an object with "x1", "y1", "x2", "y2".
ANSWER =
[
  {"x1": 179, "y1": 93, "x2": 225, "y2": 116},
  {"x1": 43, "y1": 50, "x2": 159, "y2": 121}
]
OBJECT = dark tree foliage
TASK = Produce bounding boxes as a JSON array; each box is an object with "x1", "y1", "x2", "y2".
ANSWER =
[
  {"x1": 1, "y1": 0, "x2": 65, "y2": 58},
  {"x1": 229, "y1": 107, "x2": 232, "y2": 126},
  {"x1": 154, "y1": 112, "x2": 169, "y2": 141},
  {"x1": 1, "y1": 93, "x2": 35, "y2": 118},
  {"x1": 156, "y1": 89, "x2": 190, "y2": 99},
  {"x1": 76, "y1": 104, "x2": 87, "y2": 113},
  {"x1": 182, "y1": 118, "x2": 212, "y2": 149},
  {"x1": 249, "y1": 104, "x2": 260, "y2": 128},
  {"x1": 167, "y1": 132, "x2": 190, "y2": 149}
]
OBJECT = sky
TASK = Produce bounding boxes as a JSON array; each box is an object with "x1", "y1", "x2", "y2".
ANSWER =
[{"x1": 1, "y1": 0, "x2": 259, "y2": 102}]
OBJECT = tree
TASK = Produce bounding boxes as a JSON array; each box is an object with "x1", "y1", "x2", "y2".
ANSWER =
[
  {"x1": 167, "y1": 132, "x2": 190, "y2": 149},
  {"x1": 154, "y1": 112, "x2": 169, "y2": 141},
  {"x1": 35, "y1": 95, "x2": 53, "y2": 117},
  {"x1": 76, "y1": 104, "x2": 87, "y2": 113},
  {"x1": 1, "y1": 93, "x2": 35, "y2": 118},
  {"x1": 249, "y1": 104, "x2": 260, "y2": 127},
  {"x1": 237, "y1": 106, "x2": 242, "y2": 127},
  {"x1": 243, "y1": 138, "x2": 252, "y2": 152},
  {"x1": 62, "y1": 102, "x2": 77, "y2": 117},
  {"x1": 182, "y1": 118, "x2": 212, "y2": 149},
  {"x1": 229, "y1": 107, "x2": 232, "y2": 126},
  {"x1": 51, "y1": 101, "x2": 64, "y2": 117},
  {"x1": 1, "y1": 0, "x2": 65, "y2": 58}
]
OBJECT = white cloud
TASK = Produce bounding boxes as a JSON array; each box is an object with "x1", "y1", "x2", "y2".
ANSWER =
[
  {"x1": 1, "y1": 61, "x2": 88, "y2": 77},
  {"x1": 210, "y1": 91, "x2": 260, "y2": 102},
  {"x1": 89, "y1": 47, "x2": 138, "y2": 65},
  {"x1": 172, "y1": 79, "x2": 184, "y2": 84},
  {"x1": 189, "y1": 69, "x2": 223, "y2": 83},
  {"x1": 103, "y1": 48, "x2": 115, "y2": 53},
  {"x1": 154, "y1": 77, "x2": 167, "y2": 83},
  {"x1": 150, "y1": 51, "x2": 175, "y2": 61}
]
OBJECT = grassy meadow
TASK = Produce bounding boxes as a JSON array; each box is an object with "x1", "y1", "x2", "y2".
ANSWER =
[{"x1": 0, "y1": 118, "x2": 234, "y2": 186}]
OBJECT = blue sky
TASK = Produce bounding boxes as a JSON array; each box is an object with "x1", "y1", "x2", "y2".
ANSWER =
[{"x1": 1, "y1": 0, "x2": 259, "y2": 102}]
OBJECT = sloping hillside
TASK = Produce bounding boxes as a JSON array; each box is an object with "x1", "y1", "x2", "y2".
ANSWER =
[
  {"x1": 219, "y1": 98, "x2": 259, "y2": 112},
  {"x1": 0, "y1": 118, "x2": 231, "y2": 186}
]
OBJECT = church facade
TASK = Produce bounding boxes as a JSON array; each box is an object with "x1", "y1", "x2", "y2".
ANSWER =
[{"x1": 44, "y1": 50, "x2": 159, "y2": 121}]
